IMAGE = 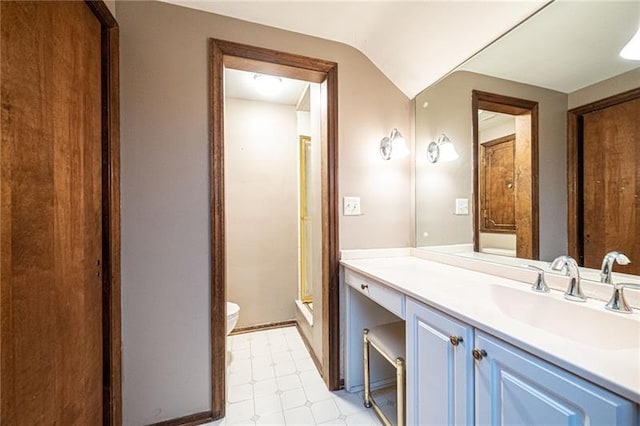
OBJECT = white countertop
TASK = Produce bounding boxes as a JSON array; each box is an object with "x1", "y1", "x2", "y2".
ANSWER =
[{"x1": 341, "y1": 255, "x2": 640, "y2": 403}]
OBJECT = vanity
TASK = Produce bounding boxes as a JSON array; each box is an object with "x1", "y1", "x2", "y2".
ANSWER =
[
  {"x1": 341, "y1": 2, "x2": 640, "y2": 424},
  {"x1": 341, "y1": 249, "x2": 640, "y2": 425}
]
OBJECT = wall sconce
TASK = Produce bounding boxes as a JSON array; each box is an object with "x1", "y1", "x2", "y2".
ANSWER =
[
  {"x1": 427, "y1": 133, "x2": 459, "y2": 163},
  {"x1": 380, "y1": 128, "x2": 409, "y2": 160}
]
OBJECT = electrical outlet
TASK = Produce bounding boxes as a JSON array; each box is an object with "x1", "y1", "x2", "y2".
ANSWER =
[
  {"x1": 343, "y1": 196, "x2": 361, "y2": 216},
  {"x1": 455, "y1": 198, "x2": 469, "y2": 215}
]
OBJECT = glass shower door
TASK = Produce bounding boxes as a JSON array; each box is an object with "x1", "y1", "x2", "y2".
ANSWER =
[{"x1": 299, "y1": 136, "x2": 313, "y2": 304}]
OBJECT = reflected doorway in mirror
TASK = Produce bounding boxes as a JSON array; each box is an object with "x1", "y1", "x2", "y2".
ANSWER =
[{"x1": 472, "y1": 90, "x2": 539, "y2": 260}]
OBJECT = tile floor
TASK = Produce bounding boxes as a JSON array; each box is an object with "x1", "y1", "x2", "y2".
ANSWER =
[{"x1": 205, "y1": 326, "x2": 396, "y2": 425}]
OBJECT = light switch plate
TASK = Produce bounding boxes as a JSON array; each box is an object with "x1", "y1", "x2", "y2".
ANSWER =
[
  {"x1": 343, "y1": 196, "x2": 361, "y2": 216},
  {"x1": 455, "y1": 198, "x2": 469, "y2": 215}
]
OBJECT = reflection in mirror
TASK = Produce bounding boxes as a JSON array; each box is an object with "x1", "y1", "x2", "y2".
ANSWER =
[
  {"x1": 478, "y1": 114, "x2": 516, "y2": 250},
  {"x1": 472, "y1": 91, "x2": 538, "y2": 260},
  {"x1": 414, "y1": 1, "x2": 640, "y2": 282}
]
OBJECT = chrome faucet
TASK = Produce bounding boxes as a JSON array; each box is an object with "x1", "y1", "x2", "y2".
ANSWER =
[
  {"x1": 525, "y1": 265, "x2": 549, "y2": 293},
  {"x1": 605, "y1": 282, "x2": 640, "y2": 314},
  {"x1": 550, "y1": 256, "x2": 586, "y2": 302},
  {"x1": 600, "y1": 251, "x2": 630, "y2": 284}
]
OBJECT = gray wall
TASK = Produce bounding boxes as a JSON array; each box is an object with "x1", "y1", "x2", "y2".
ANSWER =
[
  {"x1": 568, "y1": 68, "x2": 640, "y2": 109},
  {"x1": 104, "y1": 0, "x2": 115, "y2": 16},
  {"x1": 225, "y1": 98, "x2": 298, "y2": 329},
  {"x1": 118, "y1": 1, "x2": 411, "y2": 424},
  {"x1": 415, "y1": 70, "x2": 567, "y2": 261}
]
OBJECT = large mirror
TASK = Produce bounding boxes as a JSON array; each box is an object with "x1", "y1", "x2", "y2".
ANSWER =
[{"x1": 415, "y1": 1, "x2": 640, "y2": 280}]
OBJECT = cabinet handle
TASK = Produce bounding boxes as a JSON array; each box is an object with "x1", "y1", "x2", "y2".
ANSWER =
[
  {"x1": 472, "y1": 348, "x2": 487, "y2": 361},
  {"x1": 449, "y1": 336, "x2": 463, "y2": 346},
  {"x1": 360, "y1": 284, "x2": 368, "y2": 290}
]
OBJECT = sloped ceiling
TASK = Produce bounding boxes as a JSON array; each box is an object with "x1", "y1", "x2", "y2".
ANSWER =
[
  {"x1": 459, "y1": 1, "x2": 640, "y2": 93},
  {"x1": 159, "y1": 1, "x2": 547, "y2": 99}
]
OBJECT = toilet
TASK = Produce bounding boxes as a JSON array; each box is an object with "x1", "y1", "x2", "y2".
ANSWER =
[{"x1": 226, "y1": 302, "x2": 240, "y2": 335}]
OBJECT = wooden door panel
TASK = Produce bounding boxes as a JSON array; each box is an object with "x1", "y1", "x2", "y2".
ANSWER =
[
  {"x1": 480, "y1": 135, "x2": 516, "y2": 232},
  {"x1": 583, "y1": 98, "x2": 639, "y2": 274},
  {"x1": 1, "y1": 2, "x2": 103, "y2": 424}
]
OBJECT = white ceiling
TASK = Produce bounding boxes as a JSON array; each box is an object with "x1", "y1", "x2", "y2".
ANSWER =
[
  {"x1": 459, "y1": 1, "x2": 640, "y2": 93},
  {"x1": 161, "y1": 0, "x2": 547, "y2": 99},
  {"x1": 225, "y1": 68, "x2": 309, "y2": 106},
  {"x1": 478, "y1": 110, "x2": 513, "y2": 132}
]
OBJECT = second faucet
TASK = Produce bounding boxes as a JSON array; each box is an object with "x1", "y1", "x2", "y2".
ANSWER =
[{"x1": 550, "y1": 255, "x2": 586, "y2": 302}]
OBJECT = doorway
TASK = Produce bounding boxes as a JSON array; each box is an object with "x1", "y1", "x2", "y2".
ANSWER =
[
  {"x1": 568, "y1": 88, "x2": 640, "y2": 274},
  {"x1": 472, "y1": 90, "x2": 539, "y2": 260},
  {"x1": 209, "y1": 39, "x2": 339, "y2": 420},
  {"x1": 224, "y1": 69, "x2": 317, "y2": 334}
]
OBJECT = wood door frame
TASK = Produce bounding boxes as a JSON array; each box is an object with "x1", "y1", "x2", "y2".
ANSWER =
[
  {"x1": 567, "y1": 87, "x2": 640, "y2": 264},
  {"x1": 209, "y1": 39, "x2": 339, "y2": 421},
  {"x1": 472, "y1": 90, "x2": 539, "y2": 259},
  {"x1": 84, "y1": 1, "x2": 122, "y2": 424},
  {"x1": 0, "y1": 1, "x2": 121, "y2": 424}
]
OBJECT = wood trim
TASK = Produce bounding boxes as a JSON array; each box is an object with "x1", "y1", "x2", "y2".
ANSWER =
[
  {"x1": 566, "y1": 112, "x2": 582, "y2": 261},
  {"x1": 209, "y1": 39, "x2": 226, "y2": 422},
  {"x1": 224, "y1": 56, "x2": 326, "y2": 84},
  {"x1": 472, "y1": 94, "x2": 480, "y2": 253},
  {"x1": 566, "y1": 87, "x2": 640, "y2": 263},
  {"x1": 475, "y1": 90, "x2": 538, "y2": 115},
  {"x1": 324, "y1": 65, "x2": 340, "y2": 391},
  {"x1": 102, "y1": 24, "x2": 122, "y2": 426},
  {"x1": 517, "y1": 109, "x2": 539, "y2": 260},
  {"x1": 209, "y1": 38, "x2": 340, "y2": 422},
  {"x1": 230, "y1": 320, "x2": 297, "y2": 336},
  {"x1": 148, "y1": 411, "x2": 213, "y2": 426},
  {"x1": 86, "y1": 0, "x2": 118, "y2": 28},
  {"x1": 472, "y1": 90, "x2": 539, "y2": 259},
  {"x1": 84, "y1": 2, "x2": 122, "y2": 425},
  {"x1": 216, "y1": 39, "x2": 336, "y2": 74}
]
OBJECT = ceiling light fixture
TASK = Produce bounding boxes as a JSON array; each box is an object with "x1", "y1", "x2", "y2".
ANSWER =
[
  {"x1": 380, "y1": 128, "x2": 409, "y2": 160},
  {"x1": 620, "y1": 26, "x2": 640, "y2": 60},
  {"x1": 427, "y1": 133, "x2": 459, "y2": 163},
  {"x1": 254, "y1": 74, "x2": 283, "y2": 95}
]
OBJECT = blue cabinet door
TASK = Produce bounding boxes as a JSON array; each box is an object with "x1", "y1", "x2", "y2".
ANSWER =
[
  {"x1": 475, "y1": 331, "x2": 637, "y2": 426},
  {"x1": 406, "y1": 298, "x2": 475, "y2": 426}
]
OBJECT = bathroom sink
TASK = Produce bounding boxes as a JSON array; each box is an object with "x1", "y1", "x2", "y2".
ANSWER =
[{"x1": 490, "y1": 285, "x2": 640, "y2": 350}]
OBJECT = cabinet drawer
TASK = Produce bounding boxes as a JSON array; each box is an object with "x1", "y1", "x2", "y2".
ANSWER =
[{"x1": 345, "y1": 269, "x2": 405, "y2": 319}]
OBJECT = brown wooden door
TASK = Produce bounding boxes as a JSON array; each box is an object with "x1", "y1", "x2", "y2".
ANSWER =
[
  {"x1": 1, "y1": 1, "x2": 104, "y2": 424},
  {"x1": 480, "y1": 135, "x2": 516, "y2": 233},
  {"x1": 582, "y1": 97, "x2": 639, "y2": 275}
]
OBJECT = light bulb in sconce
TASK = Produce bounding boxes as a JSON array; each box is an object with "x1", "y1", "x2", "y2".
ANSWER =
[
  {"x1": 620, "y1": 26, "x2": 640, "y2": 60},
  {"x1": 427, "y1": 133, "x2": 459, "y2": 163},
  {"x1": 253, "y1": 73, "x2": 282, "y2": 95},
  {"x1": 380, "y1": 128, "x2": 409, "y2": 160}
]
